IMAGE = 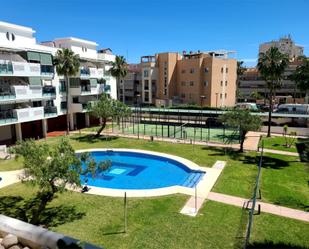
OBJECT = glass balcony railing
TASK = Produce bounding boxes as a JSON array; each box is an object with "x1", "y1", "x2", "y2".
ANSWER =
[
  {"x1": 0, "y1": 63, "x2": 13, "y2": 75},
  {"x1": 0, "y1": 91, "x2": 16, "y2": 101},
  {"x1": 44, "y1": 106, "x2": 57, "y2": 116},
  {"x1": 81, "y1": 85, "x2": 91, "y2": 92},
  {"x1": 0, "y1": 110, "x2": 17, "y2": 124},
  {"x1": 80, "y1": 68, "x2": 90, "y2": 77},
  {"x1": 41, "y1": 65, "x2": 54, "y2": 76},
  {"x1": 104, "y1": 85, "x2": 111, "y2": 92},
  {"x1": 43, "y1": 86, "x2": 56, "y2": 97}
]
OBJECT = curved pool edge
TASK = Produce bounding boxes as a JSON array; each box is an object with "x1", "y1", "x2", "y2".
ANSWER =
[{"x1": 75, "y1": 148, "x2": 209, "y2": 197}]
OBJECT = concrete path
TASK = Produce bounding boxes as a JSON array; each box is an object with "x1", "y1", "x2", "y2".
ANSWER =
[
  {"x1": 263, "y1": 148, "x2": 299, "y2": 157},
  {"x1": 243, "y1": 131, "x2": 261, "y2": 151},
  {"x1": 0, "y1": 170, "x2": 24, "y2": 189},
  {"x1": 180, "y1": 161, "x2": 226, "y2": 217},
  {"x1": 207, "y1": 192, "x2": 309, "y2": 222}
]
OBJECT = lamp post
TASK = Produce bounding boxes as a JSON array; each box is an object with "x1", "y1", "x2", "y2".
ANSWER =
[
  {"x1": 215, "y1": 93, "x2": 219, "y2": 111},
  {"x1": 200, "y1": 95, "x2": 206, "y2": 107},
  {"x1": 136, "y1": 94, "x2": 141, "y2": 139}
]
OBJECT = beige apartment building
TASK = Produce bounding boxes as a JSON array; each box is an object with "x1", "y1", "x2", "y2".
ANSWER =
[{"x1": 139, "y1": 50, "x2": 237, "y2": 107}]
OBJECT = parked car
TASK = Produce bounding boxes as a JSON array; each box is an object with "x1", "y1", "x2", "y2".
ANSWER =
[
  {"x1": 235, "y1": 103, "x2": 258, "y2": 111},
  {"x1": 275, "y1": 104, "x2": 309, "y2": 114}
]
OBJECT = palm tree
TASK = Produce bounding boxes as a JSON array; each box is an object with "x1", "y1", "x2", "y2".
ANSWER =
[
  {"x1": 54, "y1": 48, "x2": 80, "y2": 134},
  {"x1": 290, "y1": 57, "x2": 309, "y2": 103},
  {"x1": 257, "y1": 47, "x2": 289, "y2": 137},
  {"x1": 109, "y1": 55, "x2": 128, "y2": 103},
  {"x1": 236, "y1": 61, "x2": 246, "y2": 101}
]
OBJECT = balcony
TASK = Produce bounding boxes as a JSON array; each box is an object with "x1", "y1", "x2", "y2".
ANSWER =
[
  {"x1": 0, "y1": 91, "x2": 16, "y2": 102},
  {"x1": 41, "y1": 65, "x2": 54, "y2": 78},
  {"x1": 0, "y1": 110, "x2": 17, "y2": 125},
  {"x1": 42, "y1": 86, "x2": 56, "y2": 98},
  {"x1": 11, "y1": 85, "x2": 42, "y2": 100},
  {"x1": 44, "y1": 106, "x2": 58, "y2": 117},
  {"x1": 12, "y1": 62, "x2": 41, "y2": 77},
  {"x1": 89, "y1": 67, "x2": 104, "y2": 79},
  {"x1": 80, "y1": 68, "x2": 90, "y2": 78},
  {"x1": 71, "y1": 103, "x2": 86, "y2": 113},
  {"x1": 13, "y1": 106, "x2": 44, "y2": 123},
  {"x1": 0, "y1": 62, "x2": 13, "y2": 75}
]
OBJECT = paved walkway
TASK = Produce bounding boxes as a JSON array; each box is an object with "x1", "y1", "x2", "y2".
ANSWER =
[
  {"x1": 207, "y1": 192, "x2": 309, "y2": 222},
  {"x1": 263, "y1": 148, "x2": 299, "y2": 156},
  {"x1": 0, "y1": 170, "x2": 24, "y2": 188},
  {"x1": 243, "y1": 131, "x2": 261, "y2": 151},
  {"x1": 180, "y1": 161, "x2": 226, "y2": 217}
]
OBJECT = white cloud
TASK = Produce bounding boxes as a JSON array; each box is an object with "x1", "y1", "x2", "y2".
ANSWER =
[{"x1": 240, "y1": 58, "x2": 257, "y2": 63}]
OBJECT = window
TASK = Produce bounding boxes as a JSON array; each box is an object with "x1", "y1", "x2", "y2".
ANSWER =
[
  {"x1": 144, "y1": 80, "x2": 149, "y2": 90},
  {"x1": 144, "y1": 70, "x2": 149, "y2": 77},
  {"x1": 226, "y1": 68, "x2": 228, "y2": 73},
  {"x1": 164, "y1": 89, "x2": 167, "y2": 95},
  {"x1": 6, "y1": 32, "x2": 15, "y2": 42},
  {"x1": 204, "y1": 67, "x2": 209, "y2": 73},
  {"x1": 225, "y1": 93, "x2": 227, "y2": 98},
  {"x1": 190, "y1": 81, "x2": 194, "y2": 86},
  {"x1": 181, "y1": 81, "x2": 186, "y2": 86},
  {"x1": 181, "y1": 69, "x2": 186, "y2": 74},
  {"x1": 220, "y1": 81, "x2": 223, "y2": 86},
  {"x1": 82, "y1": 47, "x2": 87, "y2": 52},
  {"x1": 181, "y1": 93, "x2": 185, "y2": 98},
  {"x1": 204, "y1": 81, "x2": 208, "y2": 87},
  {"x1": 220, "y1": 93, "x2": 222, "y2": 99},
  {"x1": 221, "y1": 67, "x2": 224, "y2": 73},
  {"x1": 190, "y1": 68, "x2": 195, "y2": 74},
  {"x1": 225, "y1": 81, "x2": 227, "y2": 86}
]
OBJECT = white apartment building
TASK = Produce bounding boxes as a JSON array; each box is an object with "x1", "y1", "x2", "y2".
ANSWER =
[{"x1": 0, "y1": 21, "x2": 116, "y2": 145}]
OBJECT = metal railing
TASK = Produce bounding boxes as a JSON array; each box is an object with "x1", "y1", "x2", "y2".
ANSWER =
[{"x1": 243, "y1": 141, "x2": 264, "y2": 248}]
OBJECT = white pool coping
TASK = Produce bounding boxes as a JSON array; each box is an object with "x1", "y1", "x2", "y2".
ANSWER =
[{"x1": 75, "y1": 148, "x2": 222, "y2": 198}]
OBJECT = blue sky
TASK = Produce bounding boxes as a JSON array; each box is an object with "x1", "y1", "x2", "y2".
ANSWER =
[{"x1": 1, "y1": 0, "x2": 308, "y2": 66}]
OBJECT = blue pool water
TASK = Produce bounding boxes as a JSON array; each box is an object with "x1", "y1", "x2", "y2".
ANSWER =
[{"x1": 80, "y1": 151, "x2": 205, "y2": 190}]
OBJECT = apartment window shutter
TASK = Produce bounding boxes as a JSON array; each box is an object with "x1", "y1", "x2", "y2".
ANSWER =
[
  {"x1": 40, "y1": 53, "x2": 53, "y2": 65},
  {"x1": 29, "y1": 77, "x2": 42, "y2": 86},
  {"x1": 90, "y1": 78, "x2": 98, "y2": 87},
  {"x1": 27, "y1": 52, "x2": 40, "y2": 61}
]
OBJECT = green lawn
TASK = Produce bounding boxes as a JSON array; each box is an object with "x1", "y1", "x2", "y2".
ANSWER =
[
  {"x1": 260, "y1": 153, "x2": 308, "y2": 211},
  {"x1": 0, "y1": 157, "x2": 23, "y2": 171},
  {"x1": 0, "y1": 183, "x2": 308, "y2": 249},
  {"x1": 261, "y1": 136, "x2": 298, "y2": 153},
  {"x1": 1, "y1": 135, "x2": 308, "y2": 210}
]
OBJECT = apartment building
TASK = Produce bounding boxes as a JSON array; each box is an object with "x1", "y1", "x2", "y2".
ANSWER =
[
  {"x1": 238, "y1": 37, "x2": 306, "y2": 104},
  {"x1": 259, "y1": 35, "x2": 304, "y2": 60},
  {"x1": 238, "y1": 60, "x2": 306, "y2": 104},
  {"x1": 139, "y1": 50, "x2": 237, "y2": 107},
  {"x1": 0, "y1": 21, "x2": 116, "y2": 145},
  {"x1": 119, "y1": 64, "x2": 142, "y2": 105}
]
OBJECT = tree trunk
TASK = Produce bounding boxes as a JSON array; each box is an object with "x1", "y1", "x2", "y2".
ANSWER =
[
  {"x1": 30, "y1": 191, "x2": 54, "y2": 225},
  {"x1": 122, "y1": 77, "x2": 125, "y2": 104},
  {"x1": 95, "y1": 118, "x2": 107, "y2": 137},
  {"x1": 267, "y1": 90, "x2": 273, "y2": 137},
  {"x1": 65, "y1": 75, "x2": 70, "y2": 135},
  {"x1": 239, "y1": 131, "x2": 246, "y2": 152}
]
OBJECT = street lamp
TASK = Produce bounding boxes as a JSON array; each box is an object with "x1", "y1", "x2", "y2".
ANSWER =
[{"x1": 215, "y1": 93, "x2": 219, "y2": 109}]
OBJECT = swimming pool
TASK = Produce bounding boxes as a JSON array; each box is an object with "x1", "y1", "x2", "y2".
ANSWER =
[{"x1": 79, "y1": 150, "x2": 205, "y2": 190}]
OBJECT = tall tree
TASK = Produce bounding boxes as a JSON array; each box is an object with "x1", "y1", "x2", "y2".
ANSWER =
[
  {"x1": 220, "y1": 109, "x2": 261, "y2": 152},
  {"x1": 54, "y1": 49, "x2": 80, "y2": 134},
  {"x1": 290, "y1": 57, "x2": 309, "y2": 103},
  {"x1": 12, "y1": 138, "x2": 109, "y2": 225},
  {"x1": 89, "y1": 93, "x2": 131, "y2": 137},
  {"x1": 236, "y1": 61, "x2": 246, "y2": 101},
  {"x1": 109, "y1": 55, "x2": 128, "y2": 103},
  {"x1": 257, "y1": 47, "x2": 289, "y2": 137}
]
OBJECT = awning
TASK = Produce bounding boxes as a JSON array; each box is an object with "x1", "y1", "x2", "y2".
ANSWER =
[
  {"x1": 28, "y1": 77, "x2": 42, "y2": 86},
  {"x1": 27, "y1": 51, "x2": 40, "y2": 62},
  {"x1": 90, "y1": 78, "x2": 98, "y2": 86},
  {"x1": 40, "y1": 53, "x2": 53, "y2": 65}
]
